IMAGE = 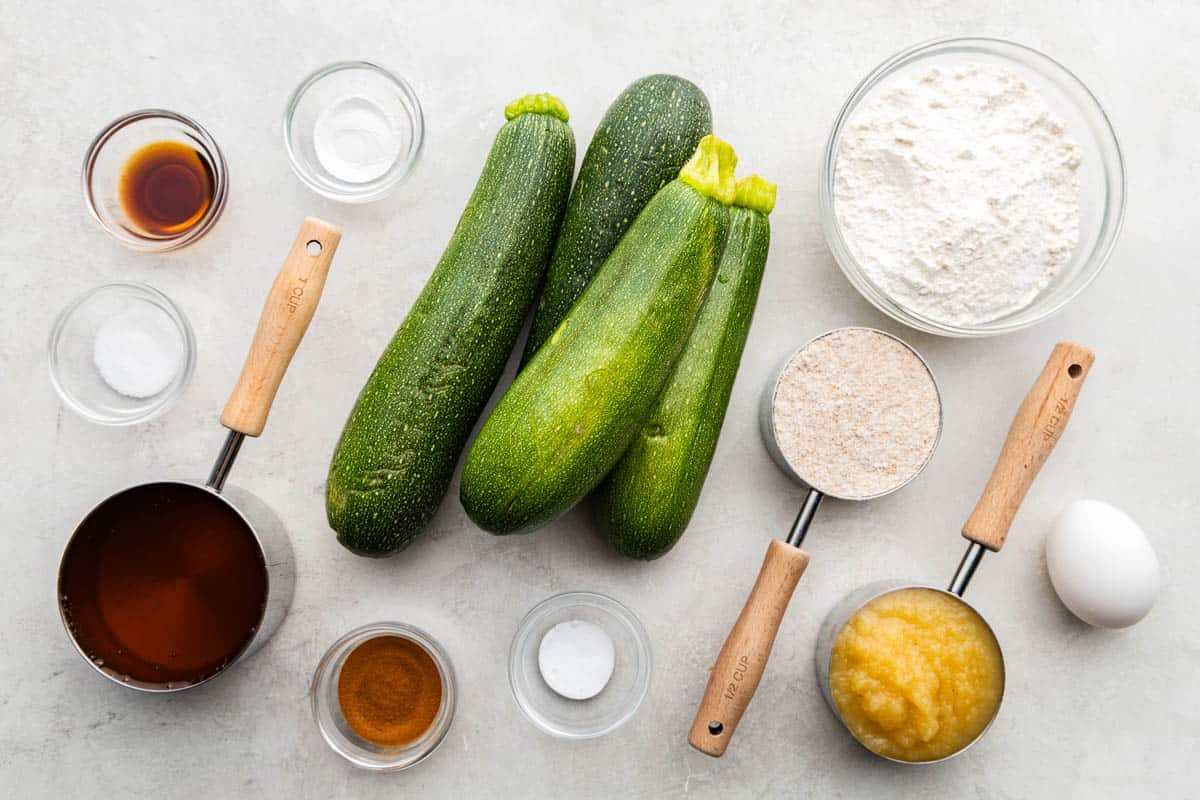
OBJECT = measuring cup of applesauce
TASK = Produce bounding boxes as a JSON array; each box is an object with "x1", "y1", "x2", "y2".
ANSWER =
[{"x1": 815, "y1": 342, "x2": 1093, "y2": 763}]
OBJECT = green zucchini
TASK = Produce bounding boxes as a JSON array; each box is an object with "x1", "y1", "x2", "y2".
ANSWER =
[
  {"x1": 521, "y1": 74, "x2": 711, "y2": 364},
  {"x1": 326, "y1": 94, "x2": 575, "y2": 557},
  {"x1": 460, "y1": 135, "x2": 738, "y2": 534},
  {"x1": 598, "y1": 176, "x2": 776, "y2": 559}
]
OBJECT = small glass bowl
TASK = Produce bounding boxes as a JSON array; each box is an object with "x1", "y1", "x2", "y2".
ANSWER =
[
  {"x1": 48, "y1": 283, "x2": 196, "y2": 425},
  {"x1": 83, "y1": 109, "x2": 228, "y2": 252},
  {"x1": 310, "y1": 622, "x2": 456, "y2": 772},
  {"x1": 284, "y1": 61, "x2": 424, "y2": 203},
  {"x1": 509, "y1": 592, "x2": 652, "y2": 739},
  {"x1": 820, "y1": 37, "x2": 1126, "y2": 337}
]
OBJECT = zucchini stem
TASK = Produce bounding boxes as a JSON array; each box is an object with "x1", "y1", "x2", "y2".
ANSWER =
[
  {"x1": 734, "y1": 175, "x2": 777, "y2": 215},
  {"x1": 679, "y1": 135, "x2": 738, "y2": 205},
  {"x1": 505, "y1": 93, "x2": 570, "y2": 122}
]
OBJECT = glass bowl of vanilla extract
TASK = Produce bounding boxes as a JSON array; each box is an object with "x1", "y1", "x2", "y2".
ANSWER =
[{"x1": 83, "y1": 109, "x2": 228, "y2": 251}]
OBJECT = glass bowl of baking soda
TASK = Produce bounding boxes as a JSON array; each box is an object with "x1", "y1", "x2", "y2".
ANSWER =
[
  {"x1": 820, "y1": 37, "x2": 1126, "y2": 337},
  {"x1": 48, "y1": 283, "x2": 196, "y2": 425},
  {"x1": 284, "y1": 61, "x2": 424, "y2": 203},
  {"x1": 509, "y1": 592, "x2": 652, "y2": 740}
]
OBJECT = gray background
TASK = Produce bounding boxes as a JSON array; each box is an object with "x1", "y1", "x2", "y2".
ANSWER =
[{"x1": 2, "y1": 1, "x2": 1196, "y2": 797}]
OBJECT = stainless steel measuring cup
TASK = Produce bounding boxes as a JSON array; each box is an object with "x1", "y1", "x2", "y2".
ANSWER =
[
  {"x1": 814, "y1": 341, "x2": 1093, "y2": 763},
  {"x1": 57, "y1": 218, "x2": 340, "y2": 692},
  {"x1": 689, "y1": 327, "x2": 942, "y2": 756}
]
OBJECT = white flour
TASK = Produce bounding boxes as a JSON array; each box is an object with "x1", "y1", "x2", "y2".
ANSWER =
[
  {"x1": 834, "y1": 63, "x2": 1082, "y2": 327},
  {"x1": 772, "y1": 328, "x2": 941, "y2": 500}
]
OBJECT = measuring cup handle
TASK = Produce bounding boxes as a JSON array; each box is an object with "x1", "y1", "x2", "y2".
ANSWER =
[
  {"x1": 962, "y1": 341, "x2": 1094, "y2": 552},
  {"x1": 688, "y1": 540, "x2": 810, "y2": 757},
  {"x1": 220, "y1": 217, "x2": 342, "y2": 437}
]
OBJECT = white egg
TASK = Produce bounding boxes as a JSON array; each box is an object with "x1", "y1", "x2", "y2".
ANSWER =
[{"x1": 1046, "y1": 499, "x2": 1160, "y2": 628}]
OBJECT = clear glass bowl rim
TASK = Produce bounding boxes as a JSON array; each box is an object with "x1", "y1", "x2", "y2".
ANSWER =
[
  {"x1": 81, "y1": 108, "x2": 229, "y2": 252},
  {"x1": 282, "y1": 60, "x2": 425, "y2": 203},
  {"x1": 507, "y1": 591, "x2": 652, "y2": 740},
  {"x1": 818, "y1": 36, "x2": 1127, "y2": 337},
  {"x1": 309, "y1": 621, "x2": 456, "y2": 772},
  {"x1": 47, "y1": 281, "x2": 197, "y2": 426}
]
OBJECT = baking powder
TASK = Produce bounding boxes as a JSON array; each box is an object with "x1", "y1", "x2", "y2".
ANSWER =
[
  {"x1": 834, "y1": 63, "x2": 1082, "y2": 327},
  {"x1": 313, "y1": 95, "x2": 404, "y2": 184}
]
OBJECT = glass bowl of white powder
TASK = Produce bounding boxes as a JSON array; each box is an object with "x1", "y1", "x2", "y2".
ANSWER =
[
  {"x1": 820, "y1": 37, "x2": 1125, "y2": 337},
  {"x1": 48, "y1": 283, "x2": 195, "y2": 425},
  {"x1": 509, "y1": 592, "x2": 652, "y2": 739},
  {"x1": 284, "y1": 61, "x2": 424, "y2": 203}
]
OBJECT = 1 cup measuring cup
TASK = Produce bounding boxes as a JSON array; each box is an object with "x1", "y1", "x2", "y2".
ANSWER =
[
  {"x1": 689, "y1": 327, "x2": 943, "y2": 756},
  {"x1": 57, "y1": 218, "x2": 341, "y2": 692},
  {"x1": 814, "y1": 342, "x2": 1093, "y2": 763}
]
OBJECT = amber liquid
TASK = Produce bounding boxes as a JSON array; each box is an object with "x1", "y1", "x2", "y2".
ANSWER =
[
  {"x1": 117, "y1": 141, "x2": 214, "y2": 236},
  {"x1": 59, "y1": 483, "x2": 267, "y2": 685}
]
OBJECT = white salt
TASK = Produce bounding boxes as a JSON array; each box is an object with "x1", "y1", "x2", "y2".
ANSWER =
[{"x1": 92, "y1": 308, "x2": 183, "y2": 399}]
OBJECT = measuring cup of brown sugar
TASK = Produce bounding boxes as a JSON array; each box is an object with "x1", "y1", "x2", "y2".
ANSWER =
[
  {"x1": 83, "y1": 109, "x2": 228, "y2": 251},
  {"x1": 57, "y1": 218, "x2": 340, "y2": 692},
  {"x1": 689, "y1": 327, "x2": 943, "y2": 756}
]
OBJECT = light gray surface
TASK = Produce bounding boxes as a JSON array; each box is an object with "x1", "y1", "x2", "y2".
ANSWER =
[{"x1": 2, "y1": 1, "x2": 1197, "y2": 797}]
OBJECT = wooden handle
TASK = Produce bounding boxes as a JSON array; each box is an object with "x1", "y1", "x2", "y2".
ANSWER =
[
  {"x1": 688, "y1": 540, "x2": 810, "y2": 757},
  {"x1": 220, "y1": 217, "x2": 341, "y2": 437},
  {"x1": 962, "y1": 341, "x2": 1094, "y2": 551}
]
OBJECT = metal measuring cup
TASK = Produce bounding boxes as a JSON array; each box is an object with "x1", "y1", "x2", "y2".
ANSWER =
[
  {"x1": 814, "y1": 342, "x2": 1093, "y2": 763},
  {"x1": 689, "y1": 327, "x2": 942, "y2": 756},
  {"x1": 57, "y1": 218, "x2": 340, "y2": 692}
]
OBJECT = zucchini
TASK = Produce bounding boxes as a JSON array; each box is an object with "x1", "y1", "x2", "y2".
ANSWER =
[
  {"x1": 521, "y1": 75, "x2": 711, "y2": 363},
  {"x1": 326, "y1": 94, "x2": 575, "y2": 557},
  {"x1": 460, "y1": 135, "x2": 738, "y2": 534},
  {"x1": 598, "y1": 176, "x2": 776, "y2": 559}
]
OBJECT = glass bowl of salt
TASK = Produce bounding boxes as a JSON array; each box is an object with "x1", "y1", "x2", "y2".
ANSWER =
[
  {"x1": 48, "y1": 283, "x2": 195, "y2": 425},
  {"x1": 284, "y1": 61, "x2": 424, "y2": 203}
]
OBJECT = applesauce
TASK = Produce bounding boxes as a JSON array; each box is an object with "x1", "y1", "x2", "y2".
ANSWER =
[{"x1": 828, "y1": 587, "x2": 1003, "y2": 762}]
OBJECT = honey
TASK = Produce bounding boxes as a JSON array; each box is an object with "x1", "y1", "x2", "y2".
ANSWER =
[
  {"x1": 118, "y1": 140, "x2": 214, "y2": 236},
  {"x1": 59, "y1": 482, "x2": 267, "y2": 685},
  {"x1": 829, "y1": 587, "x2": 1004, "y2": 762}
]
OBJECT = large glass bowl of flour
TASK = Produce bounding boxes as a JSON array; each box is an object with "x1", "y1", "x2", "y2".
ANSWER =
[{"x1": 820, "y1": 38, "x2": 1125, "y2": 337}]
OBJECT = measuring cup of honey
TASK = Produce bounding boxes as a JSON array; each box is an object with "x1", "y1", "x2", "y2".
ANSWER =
[
  {"x1": 814, "y1": 342, "x2": 1093, "y2": 763},
  {"x1": 57, "y1": 218, "x2": 341, "y2": 692},
  {"x1": 83, "y1": 109, "x2": 228, "y2": 251}
]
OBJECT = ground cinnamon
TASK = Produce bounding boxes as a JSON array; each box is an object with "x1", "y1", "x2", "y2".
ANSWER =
[{"x1": 337, "y1": 635, "x2": 443, "y2": 747}]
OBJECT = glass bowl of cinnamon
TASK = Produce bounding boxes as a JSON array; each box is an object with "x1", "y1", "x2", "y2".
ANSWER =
[{"x1": 311, "y1": 622, "x2": 456, "y2": 771}]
